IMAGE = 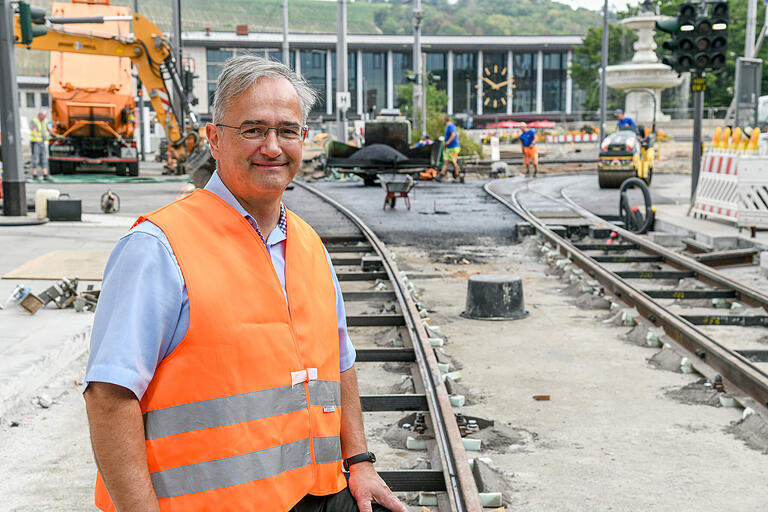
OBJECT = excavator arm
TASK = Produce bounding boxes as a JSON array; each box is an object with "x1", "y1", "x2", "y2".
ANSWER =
[{"x1": 13, "y1": 11, "x2": 212, "y2": 176}]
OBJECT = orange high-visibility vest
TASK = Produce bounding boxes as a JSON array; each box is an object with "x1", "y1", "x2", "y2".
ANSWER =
[{"x1": 94, "y1": 189, "x2": 347, "y2": 512}]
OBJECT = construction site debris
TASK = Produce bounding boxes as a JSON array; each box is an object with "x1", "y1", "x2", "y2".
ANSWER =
[
  {"x1": 32, "y1": 395, "x2": 53, "y2": 409},
  {"x1": 6, "y1": 278, "x2": 100, "y2": 315}
]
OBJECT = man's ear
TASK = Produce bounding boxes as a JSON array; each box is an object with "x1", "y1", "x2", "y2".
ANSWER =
[{"x1": 206, "y1": 123, "x2": 221, "y2": 160}]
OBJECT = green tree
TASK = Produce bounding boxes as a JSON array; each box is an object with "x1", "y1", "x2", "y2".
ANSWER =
[
  {"x1": 373, "y1": 0, "x2": 601, "y2": 36},
  {"x1": 395, "y1": 79, "x2": 448, "y2": 139},
  {"x1": 395, "y1": 79, "x2": 481, "y2": 156},
  {"x1": 570, "y1": 23, "x2": 637, "y2": 112}
]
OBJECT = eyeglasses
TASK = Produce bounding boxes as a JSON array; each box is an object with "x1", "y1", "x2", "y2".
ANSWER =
[{"x1": 216, "y1": 122, "x2": 307, "y2": 143}]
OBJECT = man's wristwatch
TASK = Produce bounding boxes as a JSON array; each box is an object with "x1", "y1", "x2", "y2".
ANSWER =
[{"x1": 342, "y1": 451, "x2": 376, "y2": 471}]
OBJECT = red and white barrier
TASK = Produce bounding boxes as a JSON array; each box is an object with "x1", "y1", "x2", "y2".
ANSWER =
[
  {"x1": 691, "y1": 151, "x2": 768, "y2": 228},
  {"x1": 691, "y1": 152, "x2": 739, "y2": 223},
  {"x1": 546, "y1": 133, "x2": 599, "y2": 143}
]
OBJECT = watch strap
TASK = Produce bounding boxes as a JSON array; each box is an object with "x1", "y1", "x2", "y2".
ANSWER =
[{"x1": 342, "y1": 451, "x2": 376, "y2": 471}]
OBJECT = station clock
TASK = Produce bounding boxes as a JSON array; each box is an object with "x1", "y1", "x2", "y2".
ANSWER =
[{"x1": 480, "y1": 64, "x2": 514, "y2": 110}]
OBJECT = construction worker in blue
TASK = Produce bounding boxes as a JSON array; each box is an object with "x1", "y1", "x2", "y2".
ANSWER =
[
  {"x1": 615, "y1": 109, "x2": 636, "y2": 130},
  {"x1": 519, "y1": 122, "x2": 539, "y2": 177}
]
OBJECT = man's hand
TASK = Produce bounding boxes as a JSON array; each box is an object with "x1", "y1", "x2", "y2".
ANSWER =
[
  {"x1": 348, "y1": 462, "x2": 407, "y2": 512},
  {"x1": 340, "y1": 366, "x2": 406, "y2": 511}
]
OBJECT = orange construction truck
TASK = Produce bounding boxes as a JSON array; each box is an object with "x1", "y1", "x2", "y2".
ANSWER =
[
  {"x1": 14, "y1": 0, "x2": 212, "y2": 182},
  {"x1": 47, "y1": 0, "x2": 138, "y2": 176}
]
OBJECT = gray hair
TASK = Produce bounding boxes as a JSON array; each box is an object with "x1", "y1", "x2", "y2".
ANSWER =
[{"x1": 212, "y1": 54, "x2": 317, "y2": 124}]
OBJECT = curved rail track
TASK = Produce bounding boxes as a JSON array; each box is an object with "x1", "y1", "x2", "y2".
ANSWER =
[
  {"x1": 284, "y1": 182, "x2": 483, "y2": 512},
  {"x1": 485, "y1": 177, "x2": 768, "y2": 418}
]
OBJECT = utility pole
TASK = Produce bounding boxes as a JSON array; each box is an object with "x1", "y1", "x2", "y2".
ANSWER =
[
  {"x1": 413, "y1": 0, "x2": 425, "y2": 136},
  {"x1": 599, "y1": 0, "x2": 609, "y2": 143},
  {"x1": 746, "y1": 0, "x2": 757, "y2": 58},
  {"x1": 335, "y1": 0, "x2": 348, "y2": 141},
  {"x1": 171, "y1": 0, "x2": 183, "y2": 133},
  {"x1": 134, "y1": 0, "x2": 145, "y2": 161},
  {"x1": 282, "y1": 0, "x2": 289, "y2": 67},
  {"x1": 0, "y1": 0, "x2": 26, "y2": 216}
]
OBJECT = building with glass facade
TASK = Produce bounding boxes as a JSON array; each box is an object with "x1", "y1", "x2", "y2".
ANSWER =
[{"x1": 180, "y1": 32, "x2": 581, "y2": 124}]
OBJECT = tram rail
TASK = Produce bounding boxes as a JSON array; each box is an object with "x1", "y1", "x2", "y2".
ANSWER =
[
  {"x1": 292, "y1": 181, "x2": 483, "y2": 512},
  {"x1": 485, "y1": 178, "x2": 768, "y2": 418}
]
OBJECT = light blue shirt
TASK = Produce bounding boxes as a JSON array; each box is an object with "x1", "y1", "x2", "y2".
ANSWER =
[{"x1": 84, "y1": 171, "x2": 356, "y2": 400}]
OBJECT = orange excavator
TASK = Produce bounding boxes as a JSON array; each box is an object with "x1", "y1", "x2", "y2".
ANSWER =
[{"x1": 13, "y1": 0, "x2": 212, "y2": 182}]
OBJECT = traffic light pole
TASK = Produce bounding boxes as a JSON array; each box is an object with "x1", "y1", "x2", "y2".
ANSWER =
[
  {"x1": 691, "y1": 78, "x2": 704, "y2": 203},
  {"x1": 1, "y1": 0, "x2": 27, "y2": 216}
]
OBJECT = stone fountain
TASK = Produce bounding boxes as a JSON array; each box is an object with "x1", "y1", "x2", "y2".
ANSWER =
[{"x1": 605, "y1": 5, "x2": 684, "y2": 124}]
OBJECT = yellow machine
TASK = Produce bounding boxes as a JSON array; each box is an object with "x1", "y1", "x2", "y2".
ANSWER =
[
  {"x1": 597, "y1": 127, "x2": 655, "y2": 188},
  {"x1": 13, "y1": 1, "x2": 213, "y2": 182}
]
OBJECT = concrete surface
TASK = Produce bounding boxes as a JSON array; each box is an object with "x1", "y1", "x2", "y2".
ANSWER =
[
  {"x1": 392, "y1": 238, "x2": 768, "y2": 510},
  {"x1": 542, "y1": 170, "x2": 768, "y2": 251},
  {"x1": 306, "y1": 179, "x2": 522, "y2": 247}
]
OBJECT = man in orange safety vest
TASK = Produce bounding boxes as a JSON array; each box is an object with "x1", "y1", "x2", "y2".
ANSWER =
[{"x1": 83, "y1": 55, "x2": 406, "y2": 512}]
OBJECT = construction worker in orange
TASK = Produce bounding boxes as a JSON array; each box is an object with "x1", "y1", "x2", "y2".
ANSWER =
[
  {"x1": 83, "y1": 55, "x2": 406, "y2": 512},
  {"x1": 519, "y1": 122, "x2": 539, "y2": 177}
]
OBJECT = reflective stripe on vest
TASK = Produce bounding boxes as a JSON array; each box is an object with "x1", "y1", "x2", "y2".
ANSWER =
[
  {"x1": 150, "y1": 436, "x2": 343, "y2": 500},
  {"x1": 94, "y1": 189, "x2": 346, "y2": 512},
  {"x1": 143, "y1": 380, "x2": 341, "y2": 440}
]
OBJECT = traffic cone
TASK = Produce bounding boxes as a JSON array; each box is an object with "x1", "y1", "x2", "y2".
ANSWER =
[
  {"x1": 719, "y1": 127, "x2": 731, "y2": 150},
  {"x1": 730, "y1": 127, "x2": 742, "y2": 151},
  {"x1": 747, "y1": 126, "x2": 760, "y2": 152}
]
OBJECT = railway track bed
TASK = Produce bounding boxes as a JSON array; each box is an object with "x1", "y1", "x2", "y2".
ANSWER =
[
  {"x1": 284, "y1": 183, "x2": 486, "y2": 511},
  {"x1": 486, "y1": 177, "x2": 768, "y2": 424},
  {"x1": 4, "y1": 173, "x2": 768, "y2": 510},
  {"x1": 286, "y1": 176, "x2": 768, "y2": 509}
]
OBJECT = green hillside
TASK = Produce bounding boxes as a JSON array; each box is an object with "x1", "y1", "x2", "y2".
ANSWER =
[
  {"x1": 16, "y1": 0, "x2": 600, "y2": 76},
  {"x1": 21, "y1": 0, "x2": 599, "y2": 35}
]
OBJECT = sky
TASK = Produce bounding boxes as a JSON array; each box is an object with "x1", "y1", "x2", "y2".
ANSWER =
[{"x1": 552, "y1": 0, "x2": 642, "y2": 12}]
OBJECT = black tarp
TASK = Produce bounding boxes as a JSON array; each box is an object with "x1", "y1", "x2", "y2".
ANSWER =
[{"x1": 348, "y1": 144, "x2": 408, "y2": 163}]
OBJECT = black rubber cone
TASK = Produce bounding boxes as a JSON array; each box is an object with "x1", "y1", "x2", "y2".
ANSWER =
[{"x1": 462, "y1": 274, "x2": 529, "y2": 320}]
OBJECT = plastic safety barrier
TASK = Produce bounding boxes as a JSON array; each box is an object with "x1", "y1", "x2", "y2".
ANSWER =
[
  {"x1": 691, "y1": 152, "x2": 740, "y2": 222},
  {"x1": 691, "y1": 125, "x2": 768, "y2": 228},
  {"x1": 546, "y1": 133, "x2": 599, "y2": 144},
  {"x1": 692, "y1": 152, "x2": 768, "y2": 228},
  {"x1": 735, "y1": 156, "x2": 768, "y2": 229}
]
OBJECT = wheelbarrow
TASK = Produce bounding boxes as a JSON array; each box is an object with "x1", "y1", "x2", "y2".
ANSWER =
[{"x1": 380, "y1": 175, "x2": 415, "y2": 210}]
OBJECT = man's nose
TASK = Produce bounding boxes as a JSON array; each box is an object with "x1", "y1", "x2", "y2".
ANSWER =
[{"x1": 259, "y1": 130, "x2": 282, "y2": 158}]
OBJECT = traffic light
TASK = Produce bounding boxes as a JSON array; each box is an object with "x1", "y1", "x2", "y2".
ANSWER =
[
  {"x1": 677, "y1": 2, "x2": 697, "y2": 70},
  {"x1": 656, "y1": 1, "x2": 729, "y2": 74},
  {"x1": 689, "y1": 1, "x2": 728, "y2": 73},
  {"x1": 17, "y1": 1, "x2": 48, "y2": 45},
  {"x1": 656, "y1": 3, "x2": 698, "y2": 73},
  {"x1": 656, "y1": 17, "x2": 680, "y2": 70},
  {"x1": 708, "y1": 1, "x2": 729, "y2": 71}
]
